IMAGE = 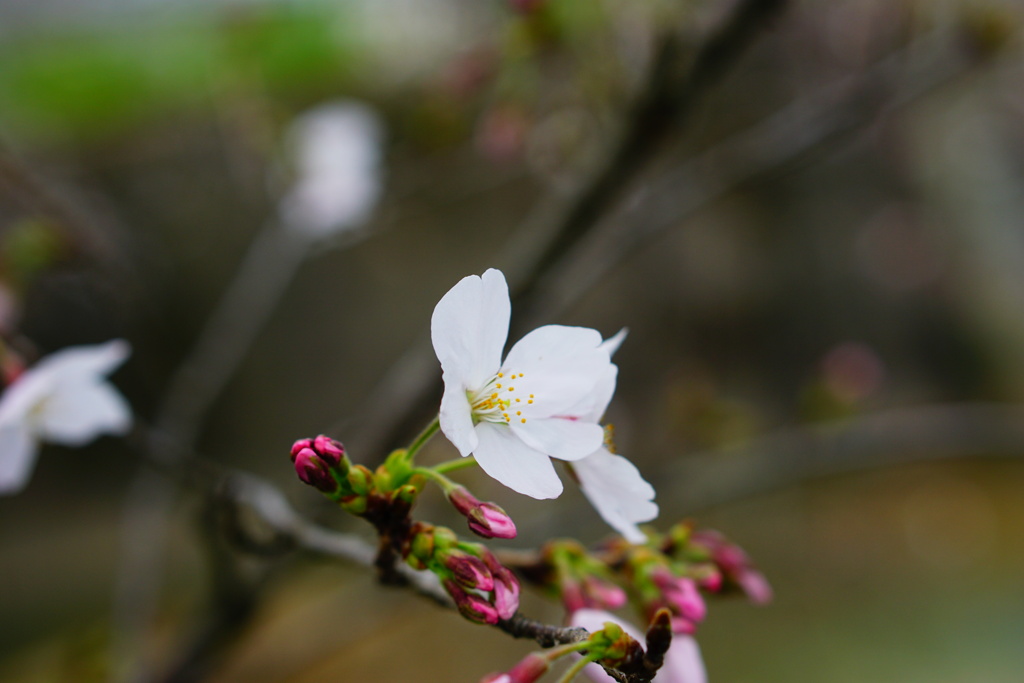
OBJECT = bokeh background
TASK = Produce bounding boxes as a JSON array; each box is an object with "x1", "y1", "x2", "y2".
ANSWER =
[{"x1": 1, "y1": 0, "x2": 1023, "y2": 681}]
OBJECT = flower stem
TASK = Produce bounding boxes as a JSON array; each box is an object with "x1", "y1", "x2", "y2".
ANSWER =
[
  {"x1": 412, "y1": 466, "x2": 457, "y2": 493},
  {"x1": 545, "y1": 641, "x2": 594, "y2": 660},
  {"x1": 555, "y1": 653, "x2": 600, "y2": 683},
  {"x1": 405, "y1": 417, "x2": 440, "y2": 461},
  {"x1": 432, "y1": 456, "x2": 478, "y2": 474}
]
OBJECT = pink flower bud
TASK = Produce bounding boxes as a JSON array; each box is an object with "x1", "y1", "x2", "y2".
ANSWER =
[
  {"x1": 312, "y1": 434, "x2": 345, "y2": 466},
  {"x1": 448, "y1": 487, "x2": 518, "y2": 539},
  {"x1": 444, "y1": 580, "x2": 500, "y2": 625},
  {"x1": 491, "y1": 566, "x2": 520, "y2": 620},
  {"x1": 561, "y1": 580, "x2": 587, "y2": 613},
  {"x1": 651, "y1": 569, "x2": 706, "y2": 626},
  {"x1": 440, "y1": 550, "x2": 495, "y2": 591},
  {"x1": 448, "y1": 486, "x2": 480, "y2": 515},
  {"x1": 737, "y1": 568, "x2": 773, "y2": 605},
  {"x1": 290, "y1": 438, "x2": 314, "y2": 460},
  {"x1": 582, "y1": 576, "x2": 627, "y2": 610},
  {"x1": 506, "y1": 653, "x2": 549, "y2": 683},
  {"x1": 293, "y1": 447, "x2": 339, "y2": 493},
  {"x1": 468, "y1": 503, "x2": 518, "y2": 539}
]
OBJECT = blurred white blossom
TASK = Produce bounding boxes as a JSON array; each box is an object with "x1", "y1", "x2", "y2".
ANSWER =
[
  {"x1": 0, "y1": 340, "x2": 131, "y2": 495},
  {"x1": 279, "y1": 101, "x2": 384, "y2": 239}
]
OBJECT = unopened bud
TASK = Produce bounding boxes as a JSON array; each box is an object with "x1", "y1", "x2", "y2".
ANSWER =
[
  {"x1": 491, "y1": 566, "x2": 520, "y2": 620},
  {"x1": 439, "y1": 549, "x2": 494, "y2": 591},
  {"x1": 467, "y1": 502, "x2": 517, "y2": 539},
  {"x1": 293, "y1": 448, "x2": 339, "y2": 493},
  {"x1": 561, "y1": 580, "x2": 587, "y2": 613},
  {"x1": 582, "y1": 576, "x2": 627, "y2": 609},
  {"x1": 340, "y1": 494, "x2": 367, "y2": 515},
  {"x1": 347, "y1": 465, "x2": 373, "y2": 495},
  {"x1": 312, "y1": 435, "x2": 345, "y2": 465},
  {"x1": 395, "y1": 484, "x2": 419, "y2": 506},
  {"x1": 505, "y1": 653, "x2": 549, "y2": 683},
  {"x1": 664, "y1": 576, "x2": 706, "y2": 624},
  {"x1": 444, "y1": 579, "x2": 500, "y2": 625},
  {"x1": 448, "y1": 487, "x2": 518, "y2": 539},
  {"x1": 290, "y1": 438, "x2": 313, "y2": 460},
  {"x1": 737, "y1": 568, "x2": 773, "y2": 605},
  {"x1": 410, "y1": 525, "x2": 436, "y2": 563}
]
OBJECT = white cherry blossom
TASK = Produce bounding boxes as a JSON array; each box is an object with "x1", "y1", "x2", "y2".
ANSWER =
[
  {"x1": 279, "y1": 100, "x2": 384, "y2": 238},
  {"x1": 567, "y1": 330, "x2": 658, "y2": 543},
  {"x1": 0, "y1": 340, "x2": 131, "y2": 495},
  {"x1": 571, "y1": 609, "x2": 707, "y2": 683},
  {"x1": 431, "y1": 269, "x2": 613, "y2": 500}
]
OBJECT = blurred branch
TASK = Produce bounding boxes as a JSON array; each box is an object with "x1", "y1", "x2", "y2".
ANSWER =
[
  {"x1": 668, "y1": 402, "x2": 1024, "y2": 514},
  {"x1": 0, "y1": 137, "x2": 131, "y2": 271},
  {"x1": 354, "y1": 0, "x2": 789, "y2": 455},
  {"x1": 532, "y1": 31, "x2": 988, "y2": 320}
]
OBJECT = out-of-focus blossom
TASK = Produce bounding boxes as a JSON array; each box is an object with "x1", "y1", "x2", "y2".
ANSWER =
[
  {"x1": 279, "y1": 101, "x2": 384, "y2": 239},
  {"x1": 568, "y1": 330, "x2": 658, "y2": 542},
  {"x1": 571, "y1": 609, "x2": 707, "y2": 683},
  {"x1": 431, "y1": 268, "x2": 614, "y2": 500},
  {"x1": 0, "y1": 340, "x2": 131, "y2": 495},
  {"x1": 690, "y1": 530, "x2": 772, "y2": 605}
]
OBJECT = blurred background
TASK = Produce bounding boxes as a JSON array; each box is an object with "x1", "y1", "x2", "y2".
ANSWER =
[{"x1": 1, "y1": 0, "x2": 1023, "y2": 681}]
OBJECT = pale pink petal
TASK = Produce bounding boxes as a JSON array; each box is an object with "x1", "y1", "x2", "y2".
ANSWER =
[
  {"x1": 438, "y1": 372, "x2": 479, "y2": 457},
  {"x1": 571, "y1": 609, "x2": 706, "y2": 683},
  {"x1": 431, "y1": 269, "x2": 510, "y2": 390},
  {"x1": 575, "y1": 448, "x2": 657, "y2": 542},
  {"x1": 37, "y1": 381, "x2": 131, "y2": 446},
  {"x1": 511, "y1": 417, "x2": 604, "y2": 462},
  {"x1": 0, "y1": 425, "x2": 37, "y2": 495},
  {"x1": 473, "y1": 423, "x2": 563, "y2": 499}
]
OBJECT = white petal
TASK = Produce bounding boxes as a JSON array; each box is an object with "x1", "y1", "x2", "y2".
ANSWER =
[
  {"x1": 502, "y1": 325, "x2": 603, "y2": 369},
  {"x1": 37, "y1": 381, "x2": 131, "y2": 446},
  {"x1": 438, "y1": 372, "x2": 478, "y2": 457},
  {"x1": 558, "y1": 364, "x2": 618, "y2": 424},
  {"x1": 430, "y1": 269, "x2": 510, "y2": 390},
  {"x1": 473, "y1": 423, "x2": 563, "y2": 499},
  {"x1": 0, "y1": 425, "x2": 38, "y2": 495},
  {"x1": 599, "y1": 328, "x2": 628, "y2": 358},
  {"x1": 30, "y1": 339, "x2": 130, "y2": 382},
  {"x1": 571, "y1": 609, "x2": 706, "y2": 683},
  {"x1": 511, "y1": 417, "x2": 604, "y2": 461},
  {"x1": 575, "y1": 448, "x2": 658, "y2": 543},
  {"x1": 0, "y1": 367, "x2": 53, "y2": 428}
]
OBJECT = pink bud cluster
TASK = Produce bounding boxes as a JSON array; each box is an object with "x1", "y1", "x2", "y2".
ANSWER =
[
  {"x1": 649, "y1": 568, "x2": 706, "y2": 634},
  {"x1": 690, "y1": 530, "x2": 773, "y2": 605},
  {"x1": 447, "y1": 486, "x2": 517, "y2": 539},
  {"x1": 540, "y1": 541, "x2": 627, "y2": 614},
  {"x1": 290, "y1": 435, "x2": 347, "y2": 493},
  {"x1": 407, "y1": 523, "x2": 520, "y2": 625}
]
